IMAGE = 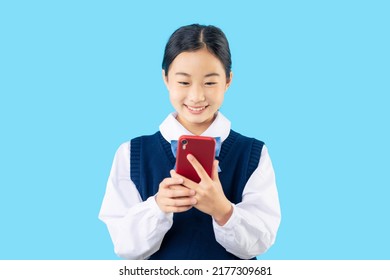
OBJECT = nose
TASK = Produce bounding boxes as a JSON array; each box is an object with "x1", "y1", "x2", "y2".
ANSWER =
[{"x1": 188, "y1": 84, "x2": 205, "y2": 103}]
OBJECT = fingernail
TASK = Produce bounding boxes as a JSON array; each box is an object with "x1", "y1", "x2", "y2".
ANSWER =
[{"x1": 187, "y1": 154, "x2": 194, "y2": 161}]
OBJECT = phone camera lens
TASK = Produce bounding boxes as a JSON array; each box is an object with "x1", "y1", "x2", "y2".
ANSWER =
[{"x1": 181, "y1": 139, "x2": 188, "y2": 145}]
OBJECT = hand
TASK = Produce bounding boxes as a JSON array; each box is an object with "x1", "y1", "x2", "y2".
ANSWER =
[
  {"x1": 170, "y1": 154, "x2": 233, "y2": 226},
  {"x1": 155, "y1": 177, "x2": 197, "y2": 213}
]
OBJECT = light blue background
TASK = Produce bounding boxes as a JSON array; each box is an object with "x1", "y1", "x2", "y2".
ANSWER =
[{"x1": 1, "y1": 0, "x2": 389, "y2": 259}]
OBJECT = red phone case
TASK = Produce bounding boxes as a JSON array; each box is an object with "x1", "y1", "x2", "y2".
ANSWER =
[{"x1": 175, "y1": 135, "x2": 216, "y2": 183}]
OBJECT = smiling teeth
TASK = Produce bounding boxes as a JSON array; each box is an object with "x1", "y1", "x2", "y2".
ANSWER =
[{"x1": 188, "y1": 106, "x2": 205, "y2": 111}]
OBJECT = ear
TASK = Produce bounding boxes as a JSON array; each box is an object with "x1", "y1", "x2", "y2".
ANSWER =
[
  {"x1": 162, "y1": 69, "x2": 169, "y2": 89},
  {"x1": 225, "y1": 71, "x2": 233, "y2": 91}
]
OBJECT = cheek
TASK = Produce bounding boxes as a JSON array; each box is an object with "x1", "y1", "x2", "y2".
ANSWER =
[
  {"x1": 207, "y1": 88, "x2": 225, "y2": 104},
  {"x1": 169, "y1": 86, "x2": 187, "y2": 99},
  {"x1": 215, "y1": 95, "x2": 225, "y2": 106},
  {"x1": 169, "y1": 90, "x2": 184, "y2": 106}
]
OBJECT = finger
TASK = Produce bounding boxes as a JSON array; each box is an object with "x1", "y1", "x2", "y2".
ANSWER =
[
  {"x1": 169, "y1": 185, "x2": 185, "y2": 190},
  {"x1": 160, "y1": 177, "x2": 184, "y2": 189},
  {"x1": 170, "y1": 169, "x2": 180, "y2": 179},
  {"x1": 167, "y1": 186, "x2": 196, "y2": 197},
  {"x1": 186, "y1": 154, "x2": 210, "y2": 181},
  {"x1": 170, "y1": 170, "x2": 198, "y2": 191},
  {"x1": 169, "y1": 185, "x2": 196, "y2": 196},
  {"x1": 157, "y1": 195, "x2": 195, "y2": 213},
  {"x1": 165, "y1": 196, "x2": 197, "y2": 208},
  {"x1": 165, "y1": 205, "x2": 193, "y2": 213}
]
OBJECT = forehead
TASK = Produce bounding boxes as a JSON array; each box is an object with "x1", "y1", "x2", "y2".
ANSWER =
[{"x1": 169, "y1": 48, "x2": 225, "y2": 76}]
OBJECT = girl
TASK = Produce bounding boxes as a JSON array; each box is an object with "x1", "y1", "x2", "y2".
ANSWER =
[{"x1": 99, "y1": 24, "x2": 281, "y2": 260}]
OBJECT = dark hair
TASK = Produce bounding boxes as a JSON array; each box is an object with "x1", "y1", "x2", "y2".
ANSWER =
[{"x1": 162, "y1": 24, "x2": 232, "y2": 79}]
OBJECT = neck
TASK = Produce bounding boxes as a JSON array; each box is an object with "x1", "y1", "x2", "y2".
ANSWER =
[{"x1": 176, "y1": 114, "x2": 217, "y2": 136}]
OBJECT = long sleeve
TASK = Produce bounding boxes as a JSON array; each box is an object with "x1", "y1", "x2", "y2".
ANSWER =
[
  {"x1": 213, "y1": 145, "x2": 281, "y2": 259},
  {"x1": 98, "y1": 142, "x2": 173, "y2": 260}
]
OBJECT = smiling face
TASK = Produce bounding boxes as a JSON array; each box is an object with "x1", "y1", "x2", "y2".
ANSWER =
[{"x1": 163, "y1": 48, "x2": 232, "y2": 135}]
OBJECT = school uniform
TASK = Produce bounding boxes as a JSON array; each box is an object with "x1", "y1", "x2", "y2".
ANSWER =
[{"x1": 99, "y1": 112, "x2": 281, "y2": 260}]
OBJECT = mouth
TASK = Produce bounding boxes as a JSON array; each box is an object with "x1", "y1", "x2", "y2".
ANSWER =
[{"x1": 185, "y1": 105, "x2": 208, "y2": 113}]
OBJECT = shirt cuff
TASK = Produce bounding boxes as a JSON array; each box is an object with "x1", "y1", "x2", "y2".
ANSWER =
[
  {"x1": 213, "y1": 203, "x2": 237, "y2": 230},
  {"x1": 147, "y1": 195, "x2": 174, "y2": 222}
]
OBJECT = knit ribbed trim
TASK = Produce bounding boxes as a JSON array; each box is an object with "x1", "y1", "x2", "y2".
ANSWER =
[
  {"x1": 158, "y1": 131, "x2": 176, "y2": 166},
  {"x1": 130, "y1": 136, "x2": 142, "y2": 191},
  {"x1": 247, "y1": 139, "x2": 264, "y2": 180},
  {"x1": 218, "y1": 129, "x2": 264, "y2": 180},
  {"x1": 217, "y1": 130, "x2": 239, "y2": 162}
]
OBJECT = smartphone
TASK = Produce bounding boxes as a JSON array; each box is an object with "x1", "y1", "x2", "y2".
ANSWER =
[{"x1": 175, "y1": 135, "x2": 216, "y2": 183}]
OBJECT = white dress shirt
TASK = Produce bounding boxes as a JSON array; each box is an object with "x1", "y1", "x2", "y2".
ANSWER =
[{"x1": 99, "y1": 112, "x2": 281, "y2": 259}]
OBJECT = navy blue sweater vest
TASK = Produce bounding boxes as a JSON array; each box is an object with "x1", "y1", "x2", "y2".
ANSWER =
[{"x1": 130, "y1": 130, "x2": 264, "y2": 260}]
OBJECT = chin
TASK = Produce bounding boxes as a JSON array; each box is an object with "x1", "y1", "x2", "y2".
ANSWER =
[{"x1": 188, "y1": 114, "x2": 215, "y2": 124}]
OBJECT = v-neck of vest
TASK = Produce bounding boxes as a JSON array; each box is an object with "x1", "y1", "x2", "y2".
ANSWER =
[{"x1": 157, "y1": 130, "x2": 239, "y2": 168}]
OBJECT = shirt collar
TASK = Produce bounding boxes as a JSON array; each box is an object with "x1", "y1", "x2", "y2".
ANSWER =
[{"x1": 159, "y1": 111, "x2": 231, "y2": 143}]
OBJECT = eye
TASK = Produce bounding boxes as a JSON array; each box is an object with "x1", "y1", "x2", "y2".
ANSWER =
[
  {"x1": 178, "y1": 81, "x2": 190, "y2": 86},
  {"x1": 205, "y1": 82, "x2": 217, "y2": 86}
]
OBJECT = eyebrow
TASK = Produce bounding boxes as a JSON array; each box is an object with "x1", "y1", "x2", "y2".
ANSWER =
[
  {"x1": 175, "y1": 72, "x2": 220, "y2": 78},
  {"x1": 175, "y1": 72, "x2": 191, "y2": 77},
  {"x1": 205, "y1": 73, "x2": 220, "y2": 78}
]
